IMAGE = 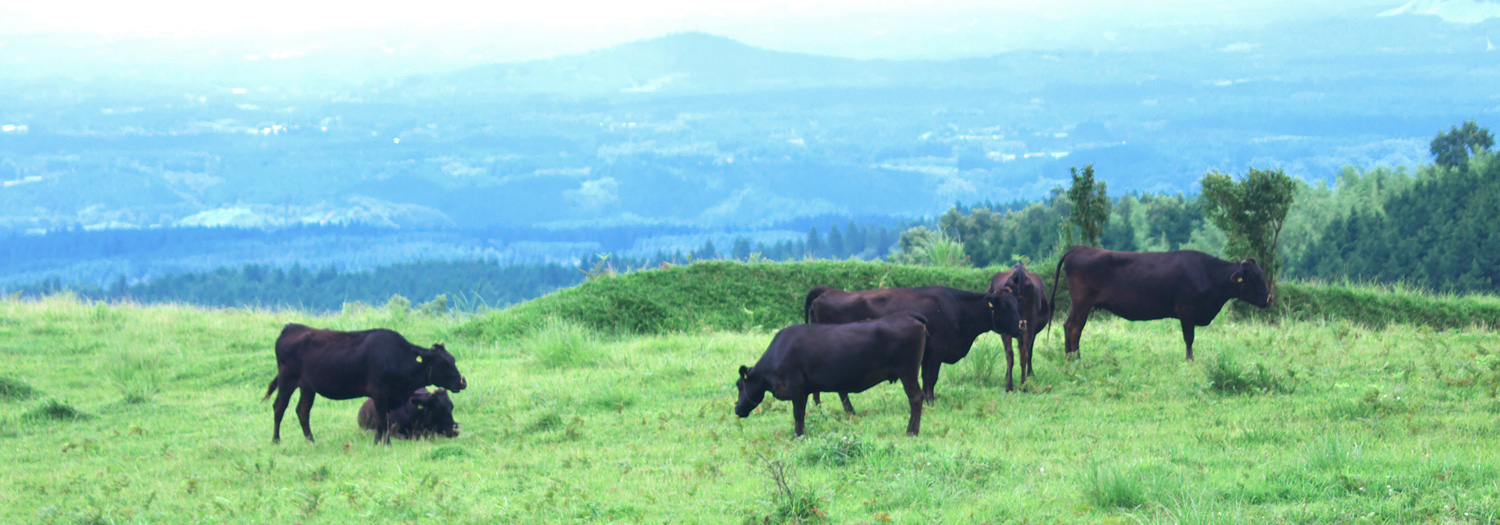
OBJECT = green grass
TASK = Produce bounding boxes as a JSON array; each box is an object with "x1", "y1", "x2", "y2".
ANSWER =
[{"x1": 3, "y1": 264, "x2": 1500, "y2": 522}]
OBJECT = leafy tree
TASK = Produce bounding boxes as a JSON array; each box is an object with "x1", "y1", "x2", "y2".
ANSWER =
[
  {"x1": 1431, "y1": 120, "x2": 1494, "y2": 170},
  {"x1": 1200, "y1": 167, "x2": 1298, "y2": 287},
  {"x1": 1065, "y1": 164, "x2": 1110, "y2": 247}
]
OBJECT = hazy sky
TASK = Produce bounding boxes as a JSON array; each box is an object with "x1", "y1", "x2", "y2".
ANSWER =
[{"x1": 1, "y1": 0, "x2": 1404, "y2": 60}]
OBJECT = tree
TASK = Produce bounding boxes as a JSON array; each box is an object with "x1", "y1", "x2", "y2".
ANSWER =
[
  {"x1": 826, "y1": 225, "x2": 845, "y2": 258},
  {"x1": 1200, "y1": 167, "x2": 1298, "y2": 288},
  {"x1": 1065, "y1": 164, "x2": 1110, "y2": 247},
  {"x1": 1431, "y1": 120, "x2": 1494, "y2": 171},
  {"x1": 731, "y1": 238, "x2": 752, "y2": 261},
  {"x1": 806, "y1": 227, "x2": 822, "y2": 258}
]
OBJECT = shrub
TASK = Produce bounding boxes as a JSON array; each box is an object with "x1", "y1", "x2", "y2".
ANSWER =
[
  {"x1": 1082, "y1": 460, "x2": 1147, "y2": 509},
  {"x1": 801, "y1": 434, "x2": 867, "y2": 467},
  {"x1": 1205, "y1": 356, "x2": 1294, "y2": 395},
  {"x1": 25, "y1": 399, "x2": 93, "y2": 421},
  {"x1": 0, "y1": 376, "x2": 37, "y2": 401},
  {"x1": 528, "y1": 319, "x2": 603, "y2": 368}
]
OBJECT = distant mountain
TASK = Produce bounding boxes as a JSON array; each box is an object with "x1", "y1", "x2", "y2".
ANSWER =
[
  {"x1": 402, "y1": 32, "x2": 1040, "y2": 98},
  {"x1": 1379, "y1": 0, "x2": 1500, "y2": 24}
]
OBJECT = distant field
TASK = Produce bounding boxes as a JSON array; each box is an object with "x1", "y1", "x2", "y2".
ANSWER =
[{"x1": 4, "y1": 282, "x2": 1499, "y2": 522}]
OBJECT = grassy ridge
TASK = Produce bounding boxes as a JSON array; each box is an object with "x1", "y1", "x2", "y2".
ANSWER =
[{"x1": 459, "y1": 260, "x2": 1500, "y2": 339}]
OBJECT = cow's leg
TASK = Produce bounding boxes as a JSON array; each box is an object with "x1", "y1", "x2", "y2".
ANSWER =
[
  {"x1": 1021, "y1": 328, "x2": 1036, "y2": 382},
  {"x1": 1064, "y1": 303, "x2": 1091, "y2": 360},
  {"x1": 920, "y1": 361, "x2": 941, "y2": 405},
  {"x1": 792, "y1": 395, "x2": 808, "y2": 437},
  {"x1": 1002, "y1": 334, "x2": 1016, "y2": 392},
  {"x1": 901, "y1": 370, "x2": 924, "y2": 436},
  {"x1": 271, "y1": 376, "x2": 296, "y2": 443},
  {"x1": 1181, "y1": 319, "x2": 1196, "y2": 361},
  {"x1": 838, "y1": 393, "x2": 856, "y2": 415},
  {"x1": 812, "y1": 392, "x2": 821, "y2": 406},
  {"x1": 295, "y1": 388, "x2": 317, "y2": 443},
  {"x1": 371, "y1": 398, "x2": 391, "y2": 445}
]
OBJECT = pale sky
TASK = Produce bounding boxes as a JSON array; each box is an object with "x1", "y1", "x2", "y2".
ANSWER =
[{"x1": 0, "y1": 0, "x2": 1408, "y2": 63}]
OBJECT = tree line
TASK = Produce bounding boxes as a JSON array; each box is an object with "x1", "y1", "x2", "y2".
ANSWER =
[{"x1": 895, "y1": 121, "x2": 1496, "y2": 294}]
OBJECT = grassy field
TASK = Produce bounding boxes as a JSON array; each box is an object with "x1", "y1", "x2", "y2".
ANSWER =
[{"x1": 3, "y1": 262, "x2": 1500, "y2": 523}]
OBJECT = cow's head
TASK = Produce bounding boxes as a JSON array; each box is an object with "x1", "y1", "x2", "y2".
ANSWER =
[
  {"x1": 418, "y1": 388, "x2": 460, "y2": 438},
  {"x1": 415, "y1": 343, "x2": 467, "y2": 393},
  {"x1": 1232, "y1": 258, "x2": 1273, "y2": 308},
  {"x1": 735, "y1": 365, "x2": 769, "y2": 418},
  {"x1": 986, "y1": 287, "x2": 1025, "y2": 337}
]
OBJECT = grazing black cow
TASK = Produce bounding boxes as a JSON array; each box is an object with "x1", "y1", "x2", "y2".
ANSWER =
[
  {"x1": 803, "y1": 284, "x2": 1022, "y2": 409},
  {"x1": 263, "y1": 324, "x2": 467, "y2": 444},
  {"x1": 1050, "y1": 246, "x2": 1273, "y2": 361},
  {"x1": 988, "y1": 262, "x2": 1052, "y2": 391},
  {"x1": 358, "y1": 388, "x2": 460, "y2": 439},
  {"x1": 735, "y1": 312, "x2": 928, "y2": 437}
]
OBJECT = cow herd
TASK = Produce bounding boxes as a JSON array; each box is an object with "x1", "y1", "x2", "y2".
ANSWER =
[{"x1": 264, "y1": 247, "x2": 1272, "y2": 443}]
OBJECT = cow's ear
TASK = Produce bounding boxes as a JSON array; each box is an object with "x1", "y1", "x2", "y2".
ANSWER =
[
  {"x1": 739, "y1": 365, "x2": 750, "y2": 379},
  {"x1": 432, "y1": 343, "x2": 446, "y2": 353},
  {"x1": 1242, "y1": 258, "x2": 1257, "y2": 267},
  {"x1": 1231, "y1": 269, "x2": 1243, "y2": 284}
]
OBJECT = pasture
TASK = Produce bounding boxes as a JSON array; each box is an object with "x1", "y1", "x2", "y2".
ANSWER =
[{"x1": 3, "y1": 262, "x2": 1500, "y2": 523}]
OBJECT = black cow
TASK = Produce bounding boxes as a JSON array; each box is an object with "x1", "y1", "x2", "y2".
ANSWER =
[
  {"x1": 988, "y1": 262, "x2": 1052, "y2": 391},
  {"x1": 803, "y1": 285, "x2": 1023, "y2": 409},
  {"x1": 1050, "y1": 246, "x2": 1273, "y2": 361},
  {"x1": 358, "y1": 388, "x2": 460, "y2": 439},
  {"x1": 735, "y1": 312, "x2": 928, "y2": 437},
  {"x1": 263, "y1": 324, "x2": 467, "y2": 444}
]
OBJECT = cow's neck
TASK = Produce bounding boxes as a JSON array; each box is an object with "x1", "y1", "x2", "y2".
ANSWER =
[
  {"x1": 955, "y1": 293, "x2": 994, "y2": 343},
  {"x1": 1203, "y1": 261, "x2": 1243, "y2": 314}
]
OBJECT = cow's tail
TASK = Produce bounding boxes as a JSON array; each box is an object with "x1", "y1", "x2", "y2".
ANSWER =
[
  {"x1": 1047, "y1": 247, "x2": 1076, "y2": 340},
  {"x1": 803, "y1": 286, "x2": 833, "y2": 323},
  {"x1": 262, "y1": 377, "x2": 278, "y2": 401}
]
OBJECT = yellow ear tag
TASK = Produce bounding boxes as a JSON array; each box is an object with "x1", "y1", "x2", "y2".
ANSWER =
[
  {"x1": 416, "y1": 356, "x2": 424, "y2": 363},
  {"x1": 1237, "y1": 277, "x2": 1243, "y2": 283},
  {"x1": 987, "y1": 301, "x2": 993, "y2": 307},
  {"x1": 416, "y1": 405, "x2": 424, "y2": 410}
]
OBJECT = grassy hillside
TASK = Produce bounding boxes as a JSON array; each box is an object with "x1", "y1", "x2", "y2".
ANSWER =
[
  {"x1": 4, "y1": 265, "x2": 1500, "y2": 522},
  {"x1": 458, "y1": 260, "x2": 1500, "y2": 339}
]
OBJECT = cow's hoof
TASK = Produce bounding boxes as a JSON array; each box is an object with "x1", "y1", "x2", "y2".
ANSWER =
[{"x1": 906, "y1": 431, "x2": 919, "y2": 437}]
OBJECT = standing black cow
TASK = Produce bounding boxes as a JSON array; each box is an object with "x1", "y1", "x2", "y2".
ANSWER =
[
  {"x1": 803, "y1": 285, "x2": 1023, "y2": 409},
  {"x1": 988, "y1": 262, "x2": 1051, "y2": 391},
  {"x1": 735, "y1": 312, "x2": 928, "y2": 437},
  {"x1": 1050, "y1": 246, "x2": 1273, "y2": 361},
  {"x1": 358, "y1": 388, "x2": 460, "y2": 439},
  {"x1": 264, "y1": 324, "x2": 467, "y2": 444}
]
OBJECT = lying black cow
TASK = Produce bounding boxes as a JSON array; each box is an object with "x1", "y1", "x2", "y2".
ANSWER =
[
  {"x1": 1050, "y1": 246, "x2": 1273, "y2": 361},
  {"x1": 735, "y1": 312, "x2": 928, "y2": 437},
  {"x1": 263, "y1": 324, "x2": 467, "y2": 444},
  {"x1": 358, "y1": 388, "x2": 460, "y2": 439},
  {"x1": 803, "y1": 284, "x2": 1022, "y2": 409},
  {"x1": 988, "y1": 262, "x2": 1052, "y2": 391}
]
